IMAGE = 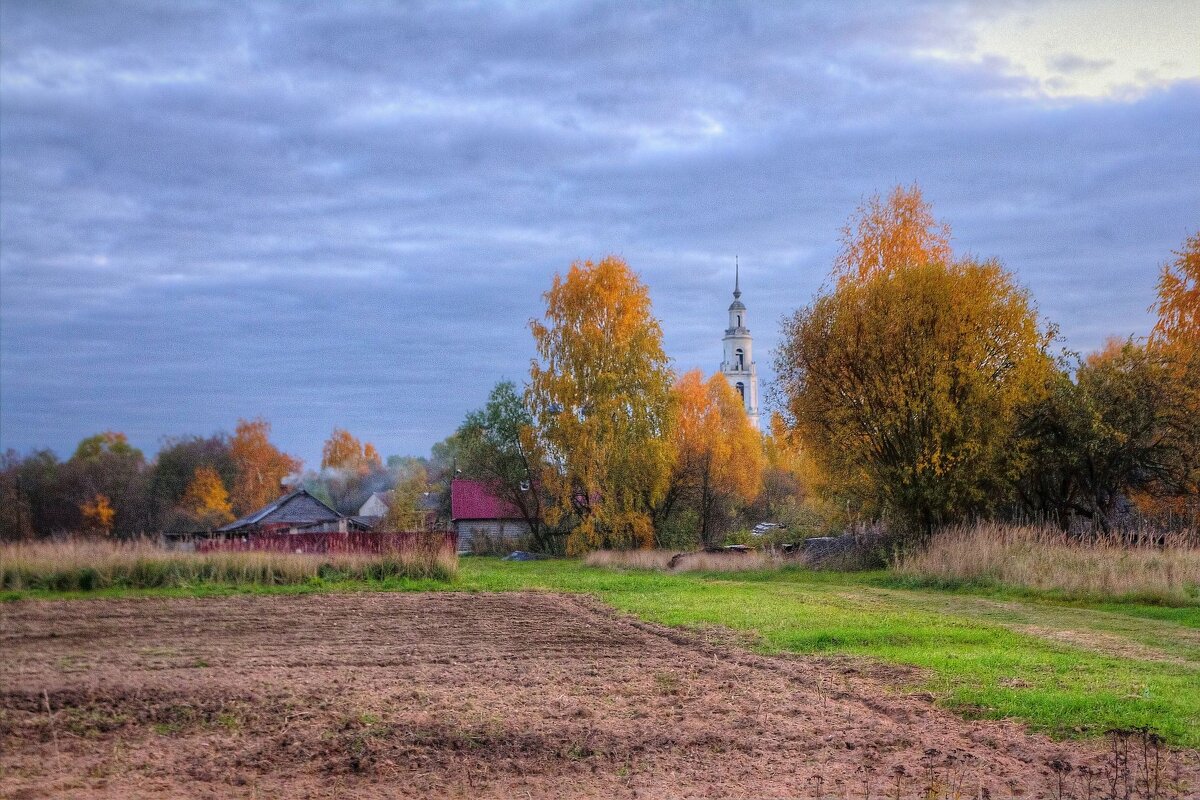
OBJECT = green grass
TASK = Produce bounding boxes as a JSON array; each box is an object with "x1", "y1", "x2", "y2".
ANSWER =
[
  {"x1": 448, "y1": 560, "x2": 1200, "y2": 747},
  {"x1": 5, "y1": 558, "x2": 1198, "y2": 748}
]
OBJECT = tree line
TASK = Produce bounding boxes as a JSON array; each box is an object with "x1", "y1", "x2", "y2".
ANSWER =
[
  {"x1": 3, "y1": 186, "x2": 1195, "y2": 547},
  {"x1": 445, "y1": 187, "x2": 1197, "y2": 552},
  {"x1": 0, "y1": 419, "x2": 447, "y2": 539}
]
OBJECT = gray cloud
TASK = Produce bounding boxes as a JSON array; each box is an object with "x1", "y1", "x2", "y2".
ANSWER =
[
  {"x1": 2, "y1": 0, "x2": 1197, "y2": 465},
  {"x1": 1047, "y1": 53, "x2": 1114, "y2": 74}
]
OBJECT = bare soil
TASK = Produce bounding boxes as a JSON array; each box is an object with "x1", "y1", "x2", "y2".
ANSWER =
[{"x1": 1, "y1": 592, "x2": 1195, "y2": 799}]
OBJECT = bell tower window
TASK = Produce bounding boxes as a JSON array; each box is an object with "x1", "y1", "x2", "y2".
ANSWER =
[
  {"x1": 735, "y1": 348, "x2": 744, "y2": 370},
  {"x1": 735, "y1": 382, "x2": 745, "y2": 400}
]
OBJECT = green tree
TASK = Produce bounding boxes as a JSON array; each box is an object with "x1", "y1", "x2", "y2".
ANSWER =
[
  {"x1": 149, "y1": 434, "x2": 235, "y2": 531},
  {"x1": 6, "y1": 450, "x2": 73, "y2": 537},
  {"x1": 72, "y1": 431, "x2": 142, "y2": 462},
  {"x1": 456, "y1": 381, "x2": 555, "y2": 551},
  {"x1": 0, "y1": 451, "x2": 35, "y2": 541},
  {"x1": 1077, "y1": 339, "x2": 1195, "y2": 525},
  {"x1": 66, "y1": 432, "x2": 151, "y2": 537},
  {"x1": 528, "y1": 256, "x2": 675, "y2": 553}
]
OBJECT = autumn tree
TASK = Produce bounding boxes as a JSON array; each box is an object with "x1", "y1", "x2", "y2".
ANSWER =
[
  {"x1": 322, "y1": 428, "x2": 382, "y2": 474},
  {"x1": 834, "y1": 184, "x2": 952, "y2": 284},
  {"x1": 149, "y1": 434, "x2": 235, "y2": 531},
  {"x1": 383, "y1": 461, "x2": 429, "y2": 531},
  {"x1": 1148, "y1": 231, "x2": 1200, "y2": 512},
  {"x1": 1150, "y1": 231, "x2": 1200, "y2": 361},
  {"x1": 66, "y1": 432, "x2": 150, "y2": 537},
  {"x1": 364, "y1": 443, "x2": 382, "y2": 469},
  {"x1": 79, "y1": 494, "x2": 115, "y2": 535},
  {"x1": 775, "y1": 189, "x2": 1053, "y2": 535},
  {"x1": 659, "y1": 371, "x2": 763, "y2": 547},
  {"x1": 456, "y1": 381, "x2": 555, "y2": 551},
  {"x1": 742, "y1": 413, "x2": 839, "y2": 539},
  {"x1": 229, "y1": 418, "x2": 302, "y2": 516},
  {"x1": 315, "y1": 427, "x2": 388, "y2": 513},
  {"x1": 528, "y1": 256, "x2": 675, "y2": 553},
  {"x1": 178, "y1": 465, "x2": 235, "y2": 529}
]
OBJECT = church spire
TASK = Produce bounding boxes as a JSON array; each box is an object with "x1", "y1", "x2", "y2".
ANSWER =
[{"x1": 720, "y1": 258, "x2": 759, "y2": 429}]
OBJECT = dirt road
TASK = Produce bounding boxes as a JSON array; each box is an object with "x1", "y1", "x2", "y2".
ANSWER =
[{"x1": 1, "y1": 592, "x2": 1194, "y2": 798}]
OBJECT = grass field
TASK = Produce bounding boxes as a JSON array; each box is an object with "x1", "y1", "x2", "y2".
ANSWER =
[{"x1": 5, "y1": 558, "x2": 1198, "y2": 750}]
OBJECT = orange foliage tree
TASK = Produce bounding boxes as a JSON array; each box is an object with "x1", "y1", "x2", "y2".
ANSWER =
[
  {"x1": 528, "y1": 256, "x2": 675, "y2": 553},
  {"x1": 79, "y1": 494, "x2": 115, "y2": 535},
  {"x1": 662, "y1": 370, "x2": 763, "y2": 547},
  {"x1": 834, "y1": 184, "x2": 952, "y2": 284},
  {"x1": 1150, "y1": 231, "x2": 1200, "y2": 361},
  {"x1": 179, "y1": 465, "x2": 234, "y2": 529},
  {"x1": 229, "y1": 418, "x2": 302, "y2": 516},
  {"x1": 321, "y1": 428, "x2": 382, "y2": 475},
  {"x1": 1144, "y1": 232, "x2": 1200, "y2": 514},
  {"x1": 742, "y1": 412, "x2": 840, "y2": 536},
  {"x1": 776, "y1": 188, "x2": 1053, "y2": 534}
]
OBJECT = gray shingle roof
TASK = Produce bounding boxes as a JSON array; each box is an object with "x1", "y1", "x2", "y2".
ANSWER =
[{"x1": 217, "y1": 489, "x2": 343, "y2": 532}]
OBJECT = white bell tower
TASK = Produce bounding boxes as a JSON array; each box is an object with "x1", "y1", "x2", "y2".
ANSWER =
[{"x1": 720, "y1": 259, "x2": 760, "y2": 429}]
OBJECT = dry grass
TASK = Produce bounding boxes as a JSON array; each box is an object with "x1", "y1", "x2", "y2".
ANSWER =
[
  {"x1": 584, "y1": 549, "x2": 778, "y2": 573},
  {"x1": 584, "y1": 549, "x2": 677, "y2": 570},
  {"x1": 893, "y1": 523, "x2": 1200, "y2": 605},
  {"x1": 0, "y1": 536, "x2": 457, "y2": 592}
]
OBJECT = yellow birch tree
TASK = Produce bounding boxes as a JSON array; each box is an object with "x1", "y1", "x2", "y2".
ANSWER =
[
  {"x1": 179, "y1": 465, "x2": 235, "y2": 529},
  {"x1": 528, "y1": 256, "x2": 675, "y2": 553}
]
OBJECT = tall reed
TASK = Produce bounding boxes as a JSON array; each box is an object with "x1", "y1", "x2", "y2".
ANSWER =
[
  {"x1": 892, "y1": 523, "x2": 1200, "y2": 605},
  {"x1": 0, "y1": 537, "x2": 457, "y2": 592}
]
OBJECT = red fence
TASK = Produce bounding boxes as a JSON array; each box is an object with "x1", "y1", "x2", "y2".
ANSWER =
[{"x1": 197, "y1": 530, "x2": 458, "y2": 555}]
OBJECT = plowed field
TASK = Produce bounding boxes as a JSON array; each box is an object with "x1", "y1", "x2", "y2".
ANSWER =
[{"x1": 2, "y1": 592, "x2": 1195, "y2": 798}]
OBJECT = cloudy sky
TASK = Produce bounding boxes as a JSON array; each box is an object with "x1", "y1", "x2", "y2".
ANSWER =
[{"x1": 2, "y1": 1, "x2": 1198, "y2": 466}]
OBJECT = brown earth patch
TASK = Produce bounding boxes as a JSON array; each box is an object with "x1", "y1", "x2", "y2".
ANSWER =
[{"x1": 1, "y1": 591, "x2": 1195, "y2": 799}]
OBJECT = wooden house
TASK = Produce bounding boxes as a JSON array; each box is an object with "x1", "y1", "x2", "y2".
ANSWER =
[{"x1": 450, "y1": 478, "x2": 534, "y2": 553}]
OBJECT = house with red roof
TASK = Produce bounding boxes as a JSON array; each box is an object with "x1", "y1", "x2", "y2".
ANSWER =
[{"x1": 450, "y1": 478, "x2": 535, "y2": 553}]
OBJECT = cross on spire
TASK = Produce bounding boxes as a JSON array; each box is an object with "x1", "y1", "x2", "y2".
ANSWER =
[{"x1": 734, "y1": 255, "x2": 741, "y2": 299}]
